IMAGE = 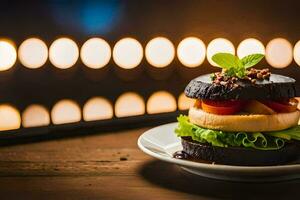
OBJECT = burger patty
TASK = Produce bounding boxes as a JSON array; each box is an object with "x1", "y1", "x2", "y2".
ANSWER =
[
  {"x1": 189, "y1": 106, "x2": 300, "y2": 132},
  {"x1": 181, "y1": 137, "x2": 300, "y2": 166},
  {"x1": 184, "y1": 74, "x2": 297, "y2": 100}
]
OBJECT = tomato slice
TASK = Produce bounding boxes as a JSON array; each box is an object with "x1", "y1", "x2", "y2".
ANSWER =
[
  {"x1": 262, "y1": 99, "x2": 298, "y2": 113},
  {"x1": 200, "y1": 100, "x2": 244, "y2": 115},
  {"x1": 194, "y1": 100, "x2": 202, "y2": 108}
]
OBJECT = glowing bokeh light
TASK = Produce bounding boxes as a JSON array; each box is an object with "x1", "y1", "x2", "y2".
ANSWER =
[
  {"x1": 83, "y1": 97, "x2": 113, "y2": 121},
  {"x1": 22, "y1": 105, "x2": 50, "y2": 127},
  {"x1": 145, "y1": 37, "x2": 175, "y2": 68},
  {"x1": 293, "y1": 40, "x2": 300, "y2": 66},
  {"x1": 113, "y1": 38, "x2": 143, "y2": 69},
  {"x1": 237, "y1": 38, "x2": 265, "y2": 58},
  {"x1": 147, "y1": 91, "x2": 177, "y2": 114},
  {"x1": 206, "y1": 38, "x2": 235, "y2": 66},
  {"x1": 49, "y1": 38, "x2": 79, "y2": 69},
  {"x1": 266, "y1": 38, "x2": 293, "y2": 68},
  {"x1": 80, "y1": 38, "x2": 111, "y2": 69},
  {"x1": 18, "y1": 38, "x2": 48, "y2": 69},
  {"x1": 51, "y1": 100, "x2": 81, "y2": 124},
  {"x1": 177, "y1": 37, "x2": 206, "y2": 67},
  {"x1": 178, "y1": 93, "x2": 195, "y2": 110},
  {"x1": 0, "y1": 40, "x2": 17, "y2": 71},
  {"x1": 115, "y1": 92, "x2": 145, "y2": 117},
  {"x1": 0, "y1": 104, "x2": 21, "y2": 131}
]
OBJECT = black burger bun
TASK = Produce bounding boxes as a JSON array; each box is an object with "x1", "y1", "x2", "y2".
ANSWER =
[
  {"x1": 181, "y1": 137, "x2": 300, "y2": 166},
  {"x1": 184, "y1": 74, "x2": 296, "y2": 100}
]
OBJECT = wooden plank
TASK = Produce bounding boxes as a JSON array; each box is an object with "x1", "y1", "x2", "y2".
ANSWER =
[
  {"x1": 0, "y1": 127, "x2": 299, "y2": 200},
  {"x1": 0, "y1": 176, "x2": 202, "y2": 200}
]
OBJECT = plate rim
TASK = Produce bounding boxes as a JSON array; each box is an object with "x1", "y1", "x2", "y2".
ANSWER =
[{"x1": 138, "y1": 122, "x2": 300, "y2": 173}]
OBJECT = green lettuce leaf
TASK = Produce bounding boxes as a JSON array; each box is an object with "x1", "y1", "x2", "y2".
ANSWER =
[
  {"x1": 175, "y1": 115, "x2": 286, "y2": 150},
  {"x1": 266, "y1": 126, "x2": 300, "y2": 141}
]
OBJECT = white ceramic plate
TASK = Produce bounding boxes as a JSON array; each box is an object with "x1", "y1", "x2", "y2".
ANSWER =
[{"x1": 138, "y1": 122, "x2": 300, "y2": 182}]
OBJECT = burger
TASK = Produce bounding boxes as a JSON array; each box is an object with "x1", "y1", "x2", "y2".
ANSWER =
[{"x1": 175, "y1": 53, "x2": 300, "y2": 166}]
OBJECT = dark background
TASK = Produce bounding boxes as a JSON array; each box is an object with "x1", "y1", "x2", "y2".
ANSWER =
[{"x1": 0, "y1": 0, "x2": 299, "y2": 135}]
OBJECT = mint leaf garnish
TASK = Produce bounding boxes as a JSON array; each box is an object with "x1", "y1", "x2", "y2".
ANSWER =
[
  {"x1": 210, "y1": 73, "x2": 216, "y2": 80},
  {"x1": 211, "y1": 53, "x2": 265, "y2": 78},
  {"x1": 241, "y1": 54, "x2": 265, "y2": 68},
  {"x1": 212, "y1": 53, "x2": 243, "y2": 69}
]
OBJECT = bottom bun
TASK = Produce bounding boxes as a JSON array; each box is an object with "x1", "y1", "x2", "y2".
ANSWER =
[{"x1": 181, "y1": 137, "x2": 300, "y2": 166}]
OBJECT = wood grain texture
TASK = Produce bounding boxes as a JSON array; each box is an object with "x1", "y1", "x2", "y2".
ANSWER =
[{"x1": 0, "y1": 127, "x2": 299, "y2": 200}]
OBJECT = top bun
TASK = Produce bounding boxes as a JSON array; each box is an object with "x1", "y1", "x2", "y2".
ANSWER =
[{"x1": 184, "y1": 74, "x2": 297, "y2": 100}]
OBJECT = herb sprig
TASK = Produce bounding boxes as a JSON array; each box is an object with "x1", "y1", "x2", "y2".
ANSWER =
[{"x1": 212, "y1": 53, "x2": 264, "y2": 78}]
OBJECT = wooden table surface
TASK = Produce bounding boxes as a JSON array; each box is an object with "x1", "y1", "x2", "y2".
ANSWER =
[{"x1": 0, "y1": 127, "x2": 299, "y2": 200}]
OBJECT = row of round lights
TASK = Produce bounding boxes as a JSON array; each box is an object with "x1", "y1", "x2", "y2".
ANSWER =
[
  {"x1": 0, "y1": 92, "x2": 194, "y2": 131},
  {"x1": 0, "y1": 37, "x2": 299, "y2": 71}
]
